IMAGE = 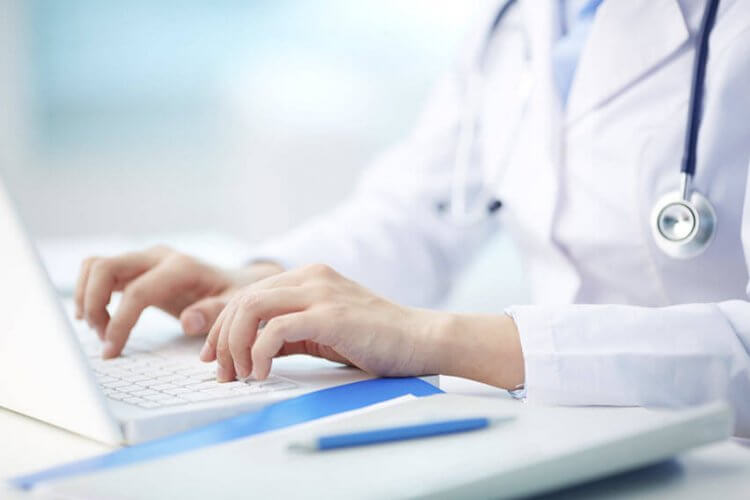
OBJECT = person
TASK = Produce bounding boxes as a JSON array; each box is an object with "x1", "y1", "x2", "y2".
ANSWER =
[{"x1": 75, "y1": 0, "x2": 750, "y2": 437}]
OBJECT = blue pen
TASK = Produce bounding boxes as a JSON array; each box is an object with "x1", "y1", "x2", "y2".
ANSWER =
[{"x1": 289, "y1": 416, "x2": 514, "y2": 452}]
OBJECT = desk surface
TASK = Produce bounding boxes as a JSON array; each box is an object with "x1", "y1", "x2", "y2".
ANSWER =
[{"x1": 1, "y1": 376, "x2": 748, "y2": 499}]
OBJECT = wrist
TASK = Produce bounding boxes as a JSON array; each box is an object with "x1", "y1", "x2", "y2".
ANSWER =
[{"x1": 431, "y1": 312, "x2": 525, "y2": 390}]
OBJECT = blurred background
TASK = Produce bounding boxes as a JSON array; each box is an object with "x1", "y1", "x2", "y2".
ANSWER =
[{"x1": 0, "y1": 0, "x2": 528, "y2": 311}]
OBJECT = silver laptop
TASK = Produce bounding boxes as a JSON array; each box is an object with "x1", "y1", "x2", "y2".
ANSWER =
[{"x1": 0, "y1": 179, "x2": 437, "y2": 445}]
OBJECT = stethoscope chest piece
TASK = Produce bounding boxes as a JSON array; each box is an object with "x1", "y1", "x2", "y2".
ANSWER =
[{"x1": 650, "y1": 189, "x2": 716, "y2": 259}]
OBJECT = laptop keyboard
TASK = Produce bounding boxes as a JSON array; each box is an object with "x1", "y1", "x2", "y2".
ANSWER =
[{"x1": 81, "y1": 338, "x2": 298, "y2": 410}]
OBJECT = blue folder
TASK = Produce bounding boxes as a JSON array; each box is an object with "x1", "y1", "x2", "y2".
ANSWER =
[{"x1": 10, "y1": 377, "x2": 442, "y2": 490}]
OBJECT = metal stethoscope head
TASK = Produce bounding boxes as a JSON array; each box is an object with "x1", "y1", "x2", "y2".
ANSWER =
[{"x1": 650, "y1": 172, "x2": 716, "y2": 259}]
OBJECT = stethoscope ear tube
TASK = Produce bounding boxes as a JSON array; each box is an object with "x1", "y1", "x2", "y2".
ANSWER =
[{"x1": 443, "y1": 0, "x2": 529, "y2": 227}]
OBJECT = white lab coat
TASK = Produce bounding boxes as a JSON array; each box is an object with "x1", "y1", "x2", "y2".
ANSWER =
[{"x1": 252, "y1": 0, "x2": 750, "y2": 436}]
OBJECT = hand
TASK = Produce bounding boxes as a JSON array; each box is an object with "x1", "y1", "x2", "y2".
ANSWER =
[
  {"x1": 198, "y1": 263, "x2": 525, "y2": 390},
  {"x1": 199, "y1": 264, "x2": 445, "y2": 382},
  {"x1": 75, "y1": 245, "x2": 283, "y2": 358}
]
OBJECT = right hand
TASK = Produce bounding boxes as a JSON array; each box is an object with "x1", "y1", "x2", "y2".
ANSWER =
[{"x1": 74, "y1": 245, "x2": 283, "y2": 359}]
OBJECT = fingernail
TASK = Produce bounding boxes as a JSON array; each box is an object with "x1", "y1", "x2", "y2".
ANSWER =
[
  {"x1": 234, "y1": 363, "x2": 244, "y2": 379},
  {"x1": 102, "y1": 340, "x2": 117, "y2": 359},
  {"x1": 217, "y1": 364, "x2": 231, "y2": 381},
  {"x1": 184, "y1": 311, "x2": 206, "y2": 335},
  {"x1": 250, "y1": 366, "x2": 259, "y2": 380},
  {"x1": 199, "y1": 342, "x2": 210, "y2": 360}
]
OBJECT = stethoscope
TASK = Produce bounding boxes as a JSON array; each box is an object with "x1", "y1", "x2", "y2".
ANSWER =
[{"x1": 443, "y1": 0, "x2": 721, "y2": 260}]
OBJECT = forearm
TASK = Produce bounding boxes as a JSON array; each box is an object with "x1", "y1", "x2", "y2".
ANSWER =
[{"x1": 430, "y1": 312, "x2": 525, "y2": 390}]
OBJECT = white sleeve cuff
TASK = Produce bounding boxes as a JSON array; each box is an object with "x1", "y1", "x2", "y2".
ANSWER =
[
  {"x1": 504, "y1": 305, "x2": 564, "y2": 403},
  {"x1": 504, "y1": 302, "x2": 745, "y2": 410}
]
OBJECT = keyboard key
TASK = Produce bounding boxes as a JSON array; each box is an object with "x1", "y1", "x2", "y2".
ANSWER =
[
  {"x1": 199, "y1": 388, "x2": 242, "y2": 399},
  {"x1": 102, "y1": 380, "x2": 129, "y2": 389},
  {"x1": 159, "y1": 397, "x2": 187, "y2": 406},
  {"x1": 133, "y1": 368, "x2": 171, "y2": 378},
  {"x1": 156, "y1": 361, "x2": 186, "y2": 370},
  {"x1": 133, "y1": 380, "x2": 161, "y2": 388},
  {"x1": 144, "y1": 394, "x2": 175, "y2": 402},
  {"x1": 174, "y1": 378, "x2": 203, "y2": 387},
  {"x1": 174, "y1": 367, "x2": 204, "y2": 375},
  {"x1": 120, "y1": 385, "x2": 147, "y2": 394},
  {"x1": 121, "y1": 362, "x2": 151, "y2": 372},
  {"x1": 181, "y1": 392, "x2": 222, "y2": 402},
  {"x1": 135, "y1": 354, "x2": 163, "y2": 363},
  {"x1": 216, "y1": 381, "x2": 246, "y2": 390},
  {"x1": 131, "y1": 389, "x2": 159, "y2": 397},
  {"x1": 162, "y1": 387, "x2": 191, "y2": 396},
  {"x1": 151, "y1": 383, "x2": 179, "y2": 391},
  {"x1": 137, "y1": 379, "x2": 174, "y2": 389},
  {"x1": 155, "y1": 374, "x2": 188, "y2": 384},
  {"x1": 101, "y1": 368, "x2": 132, "y2": 379},
  {"x1": 185, "y1": 381, "x2": 219, "y2": 391},
  {"x1": 102, "y1": 358, "x2": 135, "y2": 368}
]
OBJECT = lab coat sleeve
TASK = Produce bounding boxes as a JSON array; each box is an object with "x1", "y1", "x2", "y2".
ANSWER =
[
  {"x1": 247, "y1": 67, "x2": 497, "y2": 307},
  {"x1": 508, "y1": 23, "x2": 750, "y2": 438},
  {"x1": 506, "y1": 301, "x2": 750, "y2": 436}
]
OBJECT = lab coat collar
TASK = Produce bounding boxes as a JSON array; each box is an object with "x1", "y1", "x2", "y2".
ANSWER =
[{"x1": 565, "y1": 0, "x2": 690, "y2": 125}]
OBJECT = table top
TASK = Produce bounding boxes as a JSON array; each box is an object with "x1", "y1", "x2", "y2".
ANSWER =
[{"x1": 1, "y1": 376, "x2": 749, "y2": 499}]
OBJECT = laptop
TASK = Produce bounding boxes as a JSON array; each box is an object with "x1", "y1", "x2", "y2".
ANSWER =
[{"x1": 0, "y1": 179, "x2": 437, "y2": 445}]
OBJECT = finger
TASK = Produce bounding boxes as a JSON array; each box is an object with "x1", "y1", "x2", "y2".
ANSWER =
[
  {"x1": 180, "y1": 296, "x2": 227, "y2": 336},
  {"x1": 251, "y1": 312, "x2": 324, "y2": 380},
  {"x1": 227, "y1": 287, "x2": 312, "y2": 378},
  {"x1": 75, "y1": 257, "x2": 98, "y2": 321},
  {"x1": 102, "y1": 270, "x2": 168, "y2": 359},
  {"x1": 277, "y1": 341, "x2": 351, "y2": 365},
  {"x1": 215, "y1": 303, "x2": 241, "y2": 382},
  {"x1": 200, "y1": 301, "x2": 231, "y2": 362},
  {"x1": 83, "y1": 253, "x2": 154, "y2": 337},
  {"x1": 243, "y1": 263, "x2": 334, "y2": 293},
  {"x1": 276, "y1": 341, "x2": 310, "y2": 357}
]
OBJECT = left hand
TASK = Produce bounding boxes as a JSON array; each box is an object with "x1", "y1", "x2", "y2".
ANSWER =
[{"x1": 199, "y1": 264, "x2": 446, "y2": 382}]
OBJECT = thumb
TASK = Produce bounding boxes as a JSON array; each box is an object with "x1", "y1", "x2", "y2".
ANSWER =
[{"x1": 180, "y1": 296, "x2": 228, "y2": 336}]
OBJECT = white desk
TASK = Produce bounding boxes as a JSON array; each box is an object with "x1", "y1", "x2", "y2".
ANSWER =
[
  {"x1": 3, "y1": 236, "x2": 748, "y2": 498},
  {"x1": 2, "y1": 376, "x2": 749, "y2": 499}
]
